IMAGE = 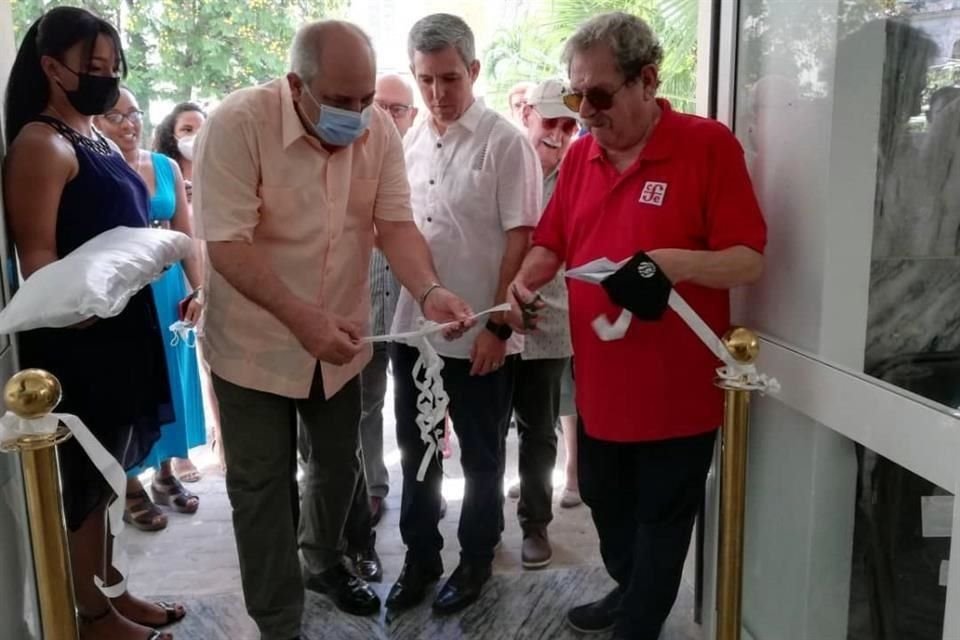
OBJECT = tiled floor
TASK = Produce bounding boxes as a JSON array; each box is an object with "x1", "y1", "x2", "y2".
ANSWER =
[{"x1": 122, "y1": 383, "x2": 701, "y2": 639}]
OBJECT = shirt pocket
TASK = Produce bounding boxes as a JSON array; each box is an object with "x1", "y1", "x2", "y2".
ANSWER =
[
  {"x1": 446, "y1": 169, "x2": 498, "y2": 221},
  {"x1": 257, "y1": 185, "x2": 330, "y2": 244},
  {"x1": 347, "y1": 178, "x2": 379, "y2": 229}
]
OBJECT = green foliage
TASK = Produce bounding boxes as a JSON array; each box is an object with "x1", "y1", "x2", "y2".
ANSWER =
[
  {"x1": 10, "y1": 0, "x2": 347, "y2": 135},
  {"x1": 484, "y1": 0, "x2": 698, "y2": 113}
]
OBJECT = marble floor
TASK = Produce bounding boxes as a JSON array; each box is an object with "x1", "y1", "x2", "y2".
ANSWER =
[{"x1": 122, "y1": 382, "x2": 701, "y2": 639}]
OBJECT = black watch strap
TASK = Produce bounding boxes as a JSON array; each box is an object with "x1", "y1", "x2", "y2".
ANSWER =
[{"x1": 485, "y1": 319, "x2": 513, "y2": 341}]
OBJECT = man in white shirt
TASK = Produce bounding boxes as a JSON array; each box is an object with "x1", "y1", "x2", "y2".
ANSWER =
[{"x1": 386, "y1": 13, "x2": 542, "y2": 615}]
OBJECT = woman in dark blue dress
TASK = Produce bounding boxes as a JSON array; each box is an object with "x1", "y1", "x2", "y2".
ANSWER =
[{"x1": 3, "y1": 7, "x2": 185, "y2": 640}]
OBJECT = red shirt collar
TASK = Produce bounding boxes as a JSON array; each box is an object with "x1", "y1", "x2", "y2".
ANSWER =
[{"x1": 588, "y1": 98, "x2": 677, "y2": 164}]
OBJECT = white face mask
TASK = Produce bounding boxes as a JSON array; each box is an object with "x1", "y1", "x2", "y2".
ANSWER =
[{"x1": 177, "y1": 135, "x2": 196, "y2": 161}]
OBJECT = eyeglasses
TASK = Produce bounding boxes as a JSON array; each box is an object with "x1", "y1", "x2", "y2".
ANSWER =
[
  {"x1": 562, "y1": 80, "x2": 631, "y2": 112},
  {"x1": 376, "y1": 102, "x2": 413, "y2": 117},
  {"x1": 102, "y1": 109, "x2": 144, "y2": 125},
  {"x1": 541, "y1": 117, "x2": 578, "y2": 135}
]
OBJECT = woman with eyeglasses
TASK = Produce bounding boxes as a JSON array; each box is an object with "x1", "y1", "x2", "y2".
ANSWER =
[
  {"x1": 96, "y1": 88, "x2": 206, "y2": 531},
  {"x1": 3, "y1": 7, "x2": 185, "y2": 639}
]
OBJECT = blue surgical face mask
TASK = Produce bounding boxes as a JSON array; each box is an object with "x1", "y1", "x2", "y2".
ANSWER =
[{"x1": 303, "y1": 86, "x2": 372, "y2": 146}]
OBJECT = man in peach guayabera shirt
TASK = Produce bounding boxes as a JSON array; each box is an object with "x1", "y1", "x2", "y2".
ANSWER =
[{"x1": 192, "y1": 20, "x2": 473, "y2": 640}]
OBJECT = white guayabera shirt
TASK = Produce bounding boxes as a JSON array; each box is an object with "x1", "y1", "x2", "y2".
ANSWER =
[{"x1": 391, "y1": 98, "x2": 543, "y2": 359}]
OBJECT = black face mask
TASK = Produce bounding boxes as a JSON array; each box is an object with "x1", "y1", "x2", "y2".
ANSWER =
[{"x1": 57, "y1": 64, "x2": 120, "y2": 116}]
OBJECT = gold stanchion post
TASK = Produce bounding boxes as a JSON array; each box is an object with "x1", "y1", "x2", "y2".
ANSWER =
[
  {"x1": 2, "y1": 369, "x2": 79, "y2": 640},
  {"x1": 715, "y1": 327, "x2": 760, "y2": 640}
]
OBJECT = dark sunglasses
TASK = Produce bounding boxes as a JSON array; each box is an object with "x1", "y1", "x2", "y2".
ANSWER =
[
  {"x1": 103, "y1": 109, "x2": 144, "y2": 125},
  {"x1": 542, "y1": 117, "x2": 578, "y2": 135},
  {"x1": 562, "y1": 79, "x2": 632, "y2": 112}
]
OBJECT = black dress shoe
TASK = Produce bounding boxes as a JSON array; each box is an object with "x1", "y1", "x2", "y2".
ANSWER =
[
  {"x1": 350, "y1": 531, "x2": 383, "y2": 583},
  {"x1": 304, "y1": 562, "x2": 380, "y2": 616},
  {"x1": 566, "y1": 587, "x2": 621, "y2": 633},
  {"x1": 432, "y1": 562, "x2": 492, "y2": 614},
  {"x1": 386, "y1": 558, "x2": 443, "y2": 610}
]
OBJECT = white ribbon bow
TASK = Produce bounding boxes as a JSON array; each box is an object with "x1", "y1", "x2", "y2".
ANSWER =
[
  {"x1": 0, "y1": 411, "x2": 130, "y2": 597},
  {"x1": 363, "y1": 304, "x2": 512, "y2": 480},
  {"x1": 567, "y1": 259, "x2": 780, "y2": 394}
]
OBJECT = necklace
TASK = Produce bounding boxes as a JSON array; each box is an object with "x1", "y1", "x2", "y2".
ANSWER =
[{"x1": 42, "y1": 106, "x2": 112, "y2": 156}]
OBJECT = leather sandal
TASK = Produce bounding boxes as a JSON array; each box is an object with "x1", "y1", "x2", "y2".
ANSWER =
[
  {"x1": 112, "y1": 599, "x2": 186, "y2": 627},
  {"x1": 123, "y1": 489, "x2": 168, "y2": 531},
  {"x1": 80, "y1": 606, "x2": 169, "y2": 639},
  {"x1": 151, "y1": 474, "x2": 200, "y2": 514}
]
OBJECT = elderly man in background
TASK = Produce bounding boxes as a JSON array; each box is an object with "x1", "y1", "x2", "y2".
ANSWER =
[
  {"x1": 509, "y1": 13, "x2": 767, "y2": 640},
  {"x1": 386, "y1": 13, "x2": 542, "y2": 615},
  {"x1": 194, "y1": 20, "x2": 472, "y2": 640},
  {"x1": 375, "y1": 73, "x2": 419, "y2": 136},
  {"x1": 507, "y1": 80, "x2": 535, "y2": 123},
  {"x1": 506, "y1": 79, "x2": 579, "y2": 570}
]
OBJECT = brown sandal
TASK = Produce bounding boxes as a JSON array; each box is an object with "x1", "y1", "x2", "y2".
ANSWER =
[
  {"x1": 123, "y1": 489, "x2": 168, "y2": 531},
  {"x1": 151, "y1": 474, "x2": 200, "y2": 514},
  {"x1": 80, "y1": 606, "x2": 169, "y2": 639},
  {"x1": 112, "y1": 598, "x2": 187, "y2": 627}
]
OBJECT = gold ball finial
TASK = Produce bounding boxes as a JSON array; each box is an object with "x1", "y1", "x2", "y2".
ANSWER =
[
  {"x1": 722, "y1": 327, "x2": 760, "y2": 364},
  {"x1": 4, "y1": 369, "x2": 62, "y2": 420}
]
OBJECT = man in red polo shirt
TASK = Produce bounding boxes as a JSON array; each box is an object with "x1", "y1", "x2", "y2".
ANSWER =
[{"x1": 507, "y1": 12, "x2": 766, "y2": 640}]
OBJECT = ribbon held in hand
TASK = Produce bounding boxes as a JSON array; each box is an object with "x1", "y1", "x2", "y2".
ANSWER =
[
  {"x1": 600, "y1": 251, "x2": 673, "y2": 321},
  {"x1": 363, "y1": 304, "x2": 511, "y2": 480},
  {"x1": 566, "y1": 257, "x2": 780, "y2": 394}
]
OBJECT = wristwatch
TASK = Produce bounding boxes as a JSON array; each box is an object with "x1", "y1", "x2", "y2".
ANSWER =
[{"x1": 485, "y1": 319, "x2": 513, "y2": 341}]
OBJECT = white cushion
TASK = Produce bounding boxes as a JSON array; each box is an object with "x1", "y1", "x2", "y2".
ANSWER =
[{"x1": 0, "y1": 227, "x2": 193, "y2": 334}]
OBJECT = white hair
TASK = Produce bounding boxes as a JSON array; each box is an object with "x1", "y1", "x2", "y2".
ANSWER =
[
  {"x1": 407, "y1": 13, "x2": 476, "y2": 67},
  {"x1": 562, "y1": 12, "x2": 664, "y2": 80}
]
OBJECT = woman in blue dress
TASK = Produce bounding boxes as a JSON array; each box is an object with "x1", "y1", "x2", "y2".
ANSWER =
[
  {"x1": 4, "y1": 7, "x2": 185, "y2": 638},
  {"x1": 98, "y1": 87, "x2": 206, "y2": 531}
]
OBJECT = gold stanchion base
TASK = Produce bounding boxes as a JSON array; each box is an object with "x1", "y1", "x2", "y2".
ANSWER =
[
  {"x1": 20, "y1": 443, "x2": 80, "y2": 640},
  {"x1": 716, "y1": 388, "x2": 750, "y2": 640}
]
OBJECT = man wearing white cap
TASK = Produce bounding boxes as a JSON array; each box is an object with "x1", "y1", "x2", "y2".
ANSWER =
[{"x1": 507, "y1": 79, "x2": 581, "y2": 569}]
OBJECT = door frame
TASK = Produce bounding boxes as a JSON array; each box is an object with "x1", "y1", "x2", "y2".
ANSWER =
[{"x1": 698, "y1": 1, "x2": 960, "y2": 638}]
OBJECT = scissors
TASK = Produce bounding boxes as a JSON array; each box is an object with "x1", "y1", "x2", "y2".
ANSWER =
[{"x1": 512, "y1": 285, "x2": 543, "y2": 331}]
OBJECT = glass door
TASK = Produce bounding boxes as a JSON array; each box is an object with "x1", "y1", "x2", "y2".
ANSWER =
[{"x1": 699, "y1": 1, "x2": 960, "y2": 639}]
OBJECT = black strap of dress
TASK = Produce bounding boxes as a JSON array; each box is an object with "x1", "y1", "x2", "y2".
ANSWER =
[{"x1": 33, "y1": 114, "x2": 113, "y2": 156}]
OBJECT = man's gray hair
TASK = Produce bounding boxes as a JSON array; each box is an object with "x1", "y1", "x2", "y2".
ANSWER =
[
  {"x1": 562, "y1": 12, "x2": 664, "y2": 80},
  {"x1": 290, "y1": 20, "x2": 374, "y2": 82},
  {"x1": 407, "y1": 13, "x2": 476, "y2": 68}
]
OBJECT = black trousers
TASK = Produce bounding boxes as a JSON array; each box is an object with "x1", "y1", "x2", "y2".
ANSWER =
[
  {"x1": 511, "y1": 357, "x2": 569, "y2": 532},
  {"x1": 392, "y1": 343, "x2": 517, "y2": 568},
  {"x1": 579, "y1": 420, "x2": 717, "y2": 639}
]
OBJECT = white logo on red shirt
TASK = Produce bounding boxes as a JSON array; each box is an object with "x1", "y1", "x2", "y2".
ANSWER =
[{"x1": 639, "y1": 181, "x2": 668, "y2": 206}]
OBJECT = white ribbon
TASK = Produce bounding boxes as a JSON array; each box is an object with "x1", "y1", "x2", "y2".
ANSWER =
[
  {"x1": 364, "y1": 304, "x2": 512, "y2": 480},
  {"x1": 0, "y1": 411, "x2": 129, "y2": 597},
  {"x1": 168, "y1": 320, "x2": 197, "y2": 348},
  {"x1": 567, "y1": 260, "x2": 780, "y2": 394}
]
